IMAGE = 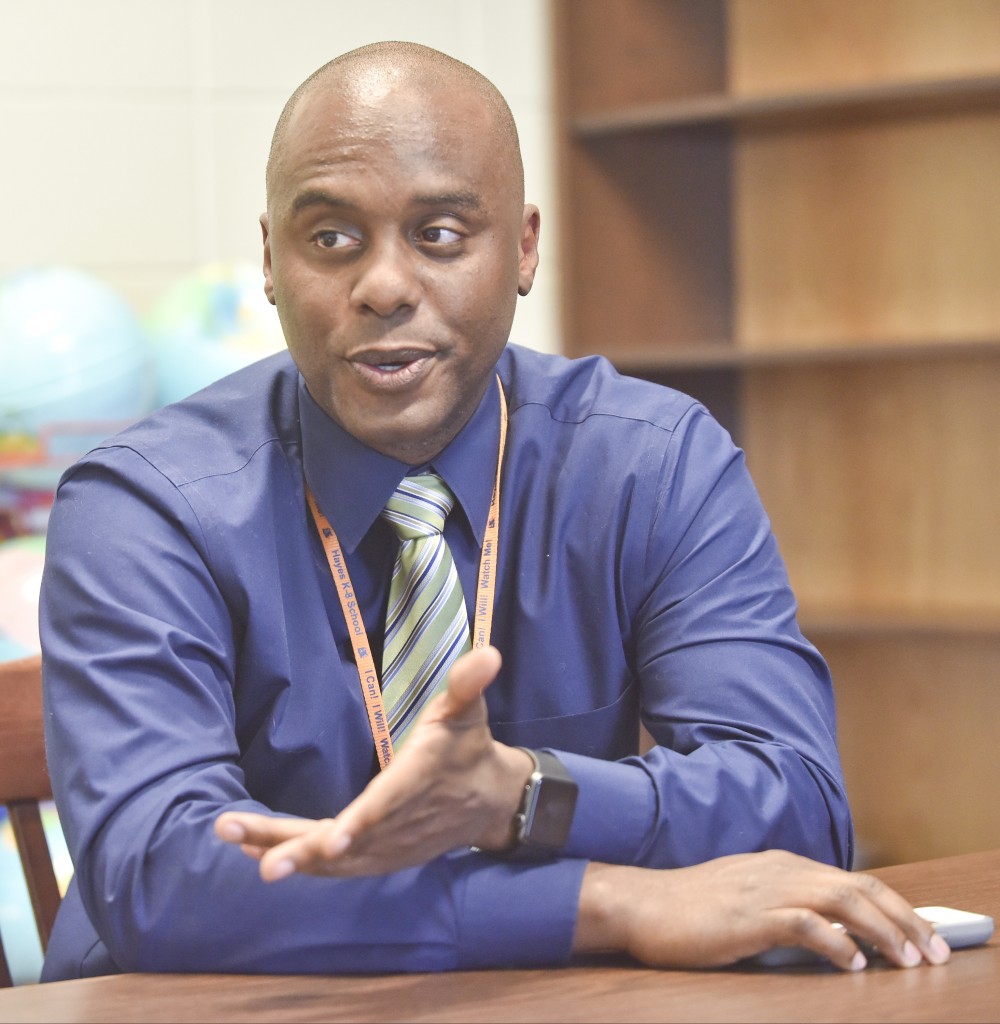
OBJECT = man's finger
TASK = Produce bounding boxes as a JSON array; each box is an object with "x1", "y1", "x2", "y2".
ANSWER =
[
  {"x1": 215, "y1": 811, "x2": 319, "y2": 848},
  {"x1": 433, "y1": 645, "x2": 502, "y2": 720},
  {"x1": 258, "y1": 826, "x2": 353, "y2": 881}
]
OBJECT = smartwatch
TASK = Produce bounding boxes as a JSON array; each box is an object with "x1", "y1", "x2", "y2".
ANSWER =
[{"x1": 504, "y1": 748, "x2": 578, "y2": 857}]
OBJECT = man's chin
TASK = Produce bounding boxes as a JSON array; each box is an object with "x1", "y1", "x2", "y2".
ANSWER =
[{"x1": 354, "y1": 416, "x2": 457, "y2": 466}]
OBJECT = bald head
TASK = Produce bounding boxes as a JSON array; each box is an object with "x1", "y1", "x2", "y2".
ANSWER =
[
  {"x1": 258, "y1": 39, "x2": 540, "y2": 463},
  {"x1": 266, "y1": 41, "x2": 524, "y2": 209}
]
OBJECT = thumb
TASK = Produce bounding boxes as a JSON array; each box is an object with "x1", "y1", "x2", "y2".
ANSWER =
[{"x1": 436, "y1": 645, "x2": 502, "y2": 720}]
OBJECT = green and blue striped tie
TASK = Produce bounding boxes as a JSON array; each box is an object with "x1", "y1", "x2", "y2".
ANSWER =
[{"x1": 381, "y1": 474, "x2": 471, "y2": 747}]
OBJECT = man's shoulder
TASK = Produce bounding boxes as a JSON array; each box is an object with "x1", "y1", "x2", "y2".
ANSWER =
[
  {"x1": 500, "y1": 344, "x2": 700, "y2": 433},
  {"x1": 75, "y1": 350, "x2": 300, "y2": 487}
]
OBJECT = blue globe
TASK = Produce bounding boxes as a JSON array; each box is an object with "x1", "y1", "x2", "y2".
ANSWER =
[
  {"x1": 0, "y1": 266, "x2": 155, "y2": 522},
  {"x1": 145, "y1": 262, "x2": 286, "y2": 407}
]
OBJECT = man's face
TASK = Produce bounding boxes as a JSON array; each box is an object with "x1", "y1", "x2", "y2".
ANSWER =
[{"x1": 262, "y1": 78, "x2": 539, "y2": 465}]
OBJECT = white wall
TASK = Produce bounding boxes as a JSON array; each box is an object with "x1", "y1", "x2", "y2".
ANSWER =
[{"x1": 0, "y1": 0, "x2": 560, "y2": 353}]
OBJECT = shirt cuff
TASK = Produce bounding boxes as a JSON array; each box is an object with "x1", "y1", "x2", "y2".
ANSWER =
[
  {"x1": 452, "y1": 851, "x2": 587, "y2": 969},
  {"x1": 556, "y1": 751, "x2": 657, "y2": 864}
]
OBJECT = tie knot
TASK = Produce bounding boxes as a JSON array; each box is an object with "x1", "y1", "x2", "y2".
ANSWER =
[{"x1": 382, "y1": 474, "x2": 454, "y2": 540}]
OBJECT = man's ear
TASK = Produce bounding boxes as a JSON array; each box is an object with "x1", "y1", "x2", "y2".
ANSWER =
[
  {"x1": 517, "y1": 205, "x2": 541, "y2": 297},
  {"x1": 261, "y1": 213, "x2": 276, "y2": 305}
]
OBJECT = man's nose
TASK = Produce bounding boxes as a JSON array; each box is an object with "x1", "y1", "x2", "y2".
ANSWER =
[{"x1": 350, "y1": 237, "x2": 421, "y2": 316}]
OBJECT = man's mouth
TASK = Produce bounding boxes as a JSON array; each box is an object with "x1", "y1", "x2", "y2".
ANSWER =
[{"x1": 350, "y1": 349, "x2": 436, "y2": 388}]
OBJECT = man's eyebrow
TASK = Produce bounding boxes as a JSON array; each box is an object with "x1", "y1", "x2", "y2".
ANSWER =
[
  {"x1": 287, "y1": 188, "x2": 484, "y2": 217},
  {"x1": 412, "y1": 190, "x2": 483, "y2": 212},
  {"x1": 289, "y1": 190, "x2": 355, "y2": 216}
]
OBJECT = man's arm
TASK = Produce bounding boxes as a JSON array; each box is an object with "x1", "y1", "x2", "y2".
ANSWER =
[
  {"x1": 574, "y1": 853, "x2": 951, "y2": 971},
  {"x1": 580, "y1": 402, "x2": 851, "y2": 870}
]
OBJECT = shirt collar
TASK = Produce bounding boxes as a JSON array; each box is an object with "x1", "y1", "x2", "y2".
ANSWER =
[{"x1": 299, "y1": 372, "x2": 502, "y2": 552}]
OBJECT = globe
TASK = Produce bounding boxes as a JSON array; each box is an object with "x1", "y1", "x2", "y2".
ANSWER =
[
  {"x1": 0, "y1": 266, "x2": 155, "y2": 535},
  {"x1": 145, "y1": 262, "x2": 287, "y2": 407}
]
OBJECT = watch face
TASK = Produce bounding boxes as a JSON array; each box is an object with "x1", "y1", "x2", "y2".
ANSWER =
[{"x1": 522, "y1": 775, "x2": 577, "y2": 848}]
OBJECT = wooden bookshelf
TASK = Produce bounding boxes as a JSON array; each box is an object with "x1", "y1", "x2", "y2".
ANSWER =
[{"x1": 554, "y1": 0, "x2": 1000, "y2": 866}]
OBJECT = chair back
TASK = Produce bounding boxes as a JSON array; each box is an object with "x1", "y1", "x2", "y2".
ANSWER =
[{"x1": 0, "y1": 653, "x2": 61, "y2": 987}]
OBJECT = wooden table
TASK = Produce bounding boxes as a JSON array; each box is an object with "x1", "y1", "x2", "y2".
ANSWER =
[{"x1": 1, "y1": 849, "x2": 997, "y2": 1023}]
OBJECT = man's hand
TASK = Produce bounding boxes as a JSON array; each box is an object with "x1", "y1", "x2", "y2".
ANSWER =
[
  {"x1": 215, "y1": 646, "x2": 534, "y2": 880},
  {"x1": 575, "y1": 850, "x2": 952, "y2": 972}
]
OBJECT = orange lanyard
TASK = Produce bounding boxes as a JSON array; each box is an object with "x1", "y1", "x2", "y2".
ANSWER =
[{"x1": 306, "y1": 376, "x2": 508, "y2": 770}]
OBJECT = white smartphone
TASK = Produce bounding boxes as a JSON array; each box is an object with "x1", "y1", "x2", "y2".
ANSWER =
[{"x1": 752, "y1": 905, "x2": 994, "y2": 968}]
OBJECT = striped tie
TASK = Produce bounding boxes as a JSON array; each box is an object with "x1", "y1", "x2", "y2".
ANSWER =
[{"x1": 381, "y1": 474, "x2": 471, "y2": 747}]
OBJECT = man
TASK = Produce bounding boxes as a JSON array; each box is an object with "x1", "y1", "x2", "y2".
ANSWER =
[{"x1": 39, "y1": 42, "x2": 948, "y2": 980}]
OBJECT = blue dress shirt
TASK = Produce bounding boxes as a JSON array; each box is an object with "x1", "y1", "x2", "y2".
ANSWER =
[{"x1": 39, "y1": 344, "x2": 852, "y2": 980}]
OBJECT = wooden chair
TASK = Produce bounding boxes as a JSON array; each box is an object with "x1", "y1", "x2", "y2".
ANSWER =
[{"x1": 0, "y1": 653, "x2": 61, "y2": 987}]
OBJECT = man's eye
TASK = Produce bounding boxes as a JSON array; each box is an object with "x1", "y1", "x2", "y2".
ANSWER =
[
  {"x1": 315, "y1": 230, "x2": 357, "y2": 249},
  {"x1": 420, "y1": 226, "x2": 462, "y2": 245}
]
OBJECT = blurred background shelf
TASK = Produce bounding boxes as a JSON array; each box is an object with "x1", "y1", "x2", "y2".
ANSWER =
[
  {"x1": 799, "y1": 605, "x2": 1000, "y2": 639},
  {"x1": 603, "y1": 335, "x2": 1000, "y2": 372},
  {"x1": 572, "y1": 71, "x2": 1000, "y2": 135},
  {"x1": 554, "y1": 0, "x2": 1000, "y2": 866}
]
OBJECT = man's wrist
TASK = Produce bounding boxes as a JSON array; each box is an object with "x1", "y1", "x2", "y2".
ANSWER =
[
  {"x1": 574, "y1": 862, "x2": 632, "y2": 956},
  {"x1": 477, "y1": 747, "x2": 579, "y2": 860}
]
